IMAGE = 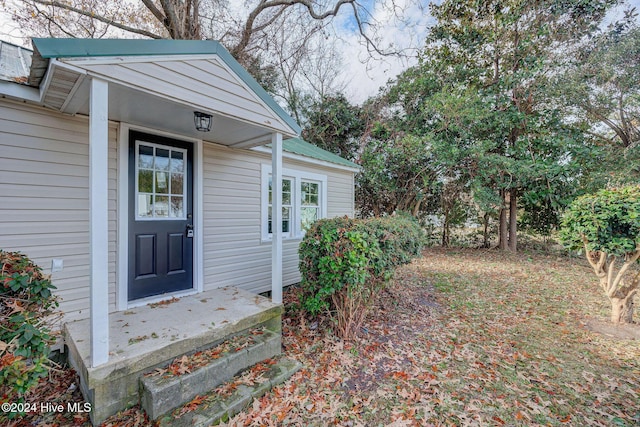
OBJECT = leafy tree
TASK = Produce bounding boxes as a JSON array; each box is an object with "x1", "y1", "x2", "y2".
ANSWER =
[
  {"x1": 560, "y1": 9, "x2": 640, "y2": 185},
  {"x1": 560, "y1": 185, "x2": 640, "y2": 324},
  {"x1": 301, "y1": 93, "x2": 364, "y2": 161},
  {"x1": 356, "y1": 133, "x2": 438, "y2": 218},
  {"x1": 9, "y1": 0, "x2": 365, "y2": 51},
  {"x1": 387, "y1": 0, "x2": 617, "y2": 250}
]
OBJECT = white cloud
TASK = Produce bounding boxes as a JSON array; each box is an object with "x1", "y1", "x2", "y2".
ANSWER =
[{"x1": 335, "y1": 0, "x2": 434, "y2": 104}]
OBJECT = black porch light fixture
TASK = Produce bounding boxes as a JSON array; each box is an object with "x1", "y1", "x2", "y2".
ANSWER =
[{"x1": 194, "y1": 111, "x2": 212, "y2": 132}]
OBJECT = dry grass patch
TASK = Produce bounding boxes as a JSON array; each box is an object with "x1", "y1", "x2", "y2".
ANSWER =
[{"x1": 224, "y1": 247, "x2": 640, "y2": 426}]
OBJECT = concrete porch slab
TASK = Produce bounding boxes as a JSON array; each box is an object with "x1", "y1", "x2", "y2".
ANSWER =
[{"x1": 64, "y1": 287, "x2": 283, "y2": 424}]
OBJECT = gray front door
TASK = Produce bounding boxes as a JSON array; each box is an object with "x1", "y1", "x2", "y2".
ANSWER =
[{"x1": 128, "y1": 131, "x2": 194, "y2": 301}]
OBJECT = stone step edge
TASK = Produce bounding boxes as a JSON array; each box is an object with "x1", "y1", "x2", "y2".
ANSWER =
[
  {"x1": 140, "y1": 328, "x2": 281, "y2": 420},
  {"x1": 156, "y1": 357, "x2": 302, "y2": 427}
]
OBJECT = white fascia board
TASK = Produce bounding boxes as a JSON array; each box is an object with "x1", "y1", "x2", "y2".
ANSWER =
[
  {"x1": 63, "y1": 54, "x2": 219, "y2": 66},
  {"x1": 252, "y1": 145, "x2": 360, "y2": 173}
]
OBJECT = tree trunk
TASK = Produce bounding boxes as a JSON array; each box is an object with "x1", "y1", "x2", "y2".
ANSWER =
[
  {"x1": 508, "y1": 189, "x2": 517, "y2": 252},
  {"x1": 483, "y1": 212, "x2": 490, "y2": 248},
  {"x1": 441, "y1": 213, "x2": 450, "y2": 248},
  {"x1": 499, "y1": 189, "x2": 508, "y2": 250},
  {"x1": 412, "y1": 199, "x2": 422, "y2": 217},
  {"x1": 609, "y1": 294, "x2": 635, "y2": 324},
  {"x1": 584, "y1": 249, "x2": 639, "y2": 325}
]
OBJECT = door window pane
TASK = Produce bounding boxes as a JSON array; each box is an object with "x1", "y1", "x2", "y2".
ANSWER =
[
  {"x1": 154, "y1": 196, "x2": 169, "y2": 217},
  {"x1": 138, "y1": 170, "x2": 153, "y2": 193},
  {"x1": 136, "y1": 143, "x2": 187, "y2": 219},
  {"x1": 171, "y1": 151, "x2": 184, "y2": 173},
  {"x1": 171, "y1": 173, "x2": 184, "y2": 196},
  {"x1": 138, "y1": 145, "x2": 154, "y2": 168},
  {"x1": 138, "y1": 194, "x2": 153, "y2": 217},
  {"x1": 170, "y1": 196, "x2": 184, "y2": 218},
  {"x1": 155, "y1": 171, "x2": 169, "y2": 193},
  {"x1": 155, "y1": 149, "x2": 170, "y2": 171}
]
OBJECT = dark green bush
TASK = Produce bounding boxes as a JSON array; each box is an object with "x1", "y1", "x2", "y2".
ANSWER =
[
  {"x1": 0, "y1": 250, "x2": 58, "y2": 407},
  {"x1": 298, "y1": 215, "x2": 425, "y2": 339}
]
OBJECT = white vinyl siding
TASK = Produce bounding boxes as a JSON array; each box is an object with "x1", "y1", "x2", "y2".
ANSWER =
[
  {"x1": 0, "y1": 99, "x2": 118, "y2": 324},
  {"x1": 201, "y1": 143, "x2": 355, "y2": 294}
]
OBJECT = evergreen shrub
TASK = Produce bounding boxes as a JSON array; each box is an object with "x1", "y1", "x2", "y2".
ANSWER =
[{"x1": 298, "y1": 214, "x2": 424, "y2": 339}]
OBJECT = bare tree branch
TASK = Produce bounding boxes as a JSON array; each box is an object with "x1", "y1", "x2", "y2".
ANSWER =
[
  {"x1": 230, "y1": 0, "x2": 357, "y2": 58},
  {"x1": 140, "y1": 0, "x2": 167, "y2": 25},
  {"x1": 29, "y1": 0, "x2": 163, "y2": 39}
]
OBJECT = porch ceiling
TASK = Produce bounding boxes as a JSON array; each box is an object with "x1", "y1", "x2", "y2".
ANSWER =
[{"x1": 56, "y1": 75, "x2": 280, "y2": 147}]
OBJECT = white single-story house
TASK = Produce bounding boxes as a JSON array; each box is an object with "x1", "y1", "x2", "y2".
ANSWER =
[{"x1": 0, "y1": 38, "x2": 358, "y2": 422}]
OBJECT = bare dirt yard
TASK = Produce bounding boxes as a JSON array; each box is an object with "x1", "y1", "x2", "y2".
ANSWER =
[{"x1": 17, "y1": 247, "x2": 640, "y2": 426}]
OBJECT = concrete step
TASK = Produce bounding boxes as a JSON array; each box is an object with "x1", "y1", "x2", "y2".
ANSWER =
[
  {"x1": 65, "y1": 287, "x2": 283, "y2": 425},
  {"x1": 156, "y1": 356, "x2": 302, "y2": 427},
  {"x1": 140, "y1": 327, "x2": 281, "y2": 420}
]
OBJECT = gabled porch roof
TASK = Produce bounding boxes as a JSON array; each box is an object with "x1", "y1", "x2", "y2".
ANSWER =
[{"x1": 28, "y1": 38, "x2": 300, "y2": 148}]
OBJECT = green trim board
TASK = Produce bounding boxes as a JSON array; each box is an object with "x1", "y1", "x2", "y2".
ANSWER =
[
  {"x1": 32, "y1": 38, "x2": 225, "y2": 58},
  {"x1": 31, "y1": 38, "x2": 301, "y2": 135}
]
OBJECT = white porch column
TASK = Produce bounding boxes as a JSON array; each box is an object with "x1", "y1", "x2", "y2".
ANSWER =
[
  {"x1": 89, "y1": 77, "x2": 109, "y2": 367},
  {"x1": 271, "y1": 132, "x2": 283, "y2": 304}
]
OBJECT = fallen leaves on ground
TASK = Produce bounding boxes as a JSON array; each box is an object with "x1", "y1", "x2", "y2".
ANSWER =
[
  {"x1": 4, "y1": 368, "x2": 91, "y2": 426},
  {"x1": 145, "y1": 327, "x2": 266, "y2": 379},
  {"x1": 222, "y1": 248, "x2": 640, "y2": 426},
  {"x1": 14, "y1": 248, "x2": 640, "y2": 426},
  {"x1": 148, "y1": 296, "x2": 180, "y2": 309}
]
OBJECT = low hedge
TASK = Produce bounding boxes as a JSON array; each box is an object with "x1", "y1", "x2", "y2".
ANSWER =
[{"x1": 298, "y1": 214, "x2": 425, "y2": 339}]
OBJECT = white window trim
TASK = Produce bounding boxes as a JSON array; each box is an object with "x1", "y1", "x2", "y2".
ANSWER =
[{"x1": 261, "y1": 164, "x2": 328, "y2": 242}]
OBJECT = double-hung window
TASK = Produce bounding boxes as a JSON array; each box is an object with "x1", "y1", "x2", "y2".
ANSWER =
[
  {"x1": 268, "y1": 176, "x2": 293, "y2": 236},
  {"x1": 261, "y1": 164, "x2": 327, "y2": 241},
  {"x1": 300, "y1": 181, "x2": 320, "y2": 230}
]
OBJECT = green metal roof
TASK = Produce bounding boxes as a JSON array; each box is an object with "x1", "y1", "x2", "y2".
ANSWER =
[
  {"x1": 33, "y1": 38, "x2": 226, "y2": 58},
  {"x1": 282, "y1": 137, "x2": 360, "y2": 170},
  {"x1": 31, "y1": 38, "x2": 301, "y2": 134}
]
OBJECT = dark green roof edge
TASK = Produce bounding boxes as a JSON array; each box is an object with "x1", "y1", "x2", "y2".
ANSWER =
[
  {"x1": 31, "y1": 38, "x2": 301, "y2": 134},
  {"x1": 281, "y1": 137, "x2": 360, "y2": 169}
]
